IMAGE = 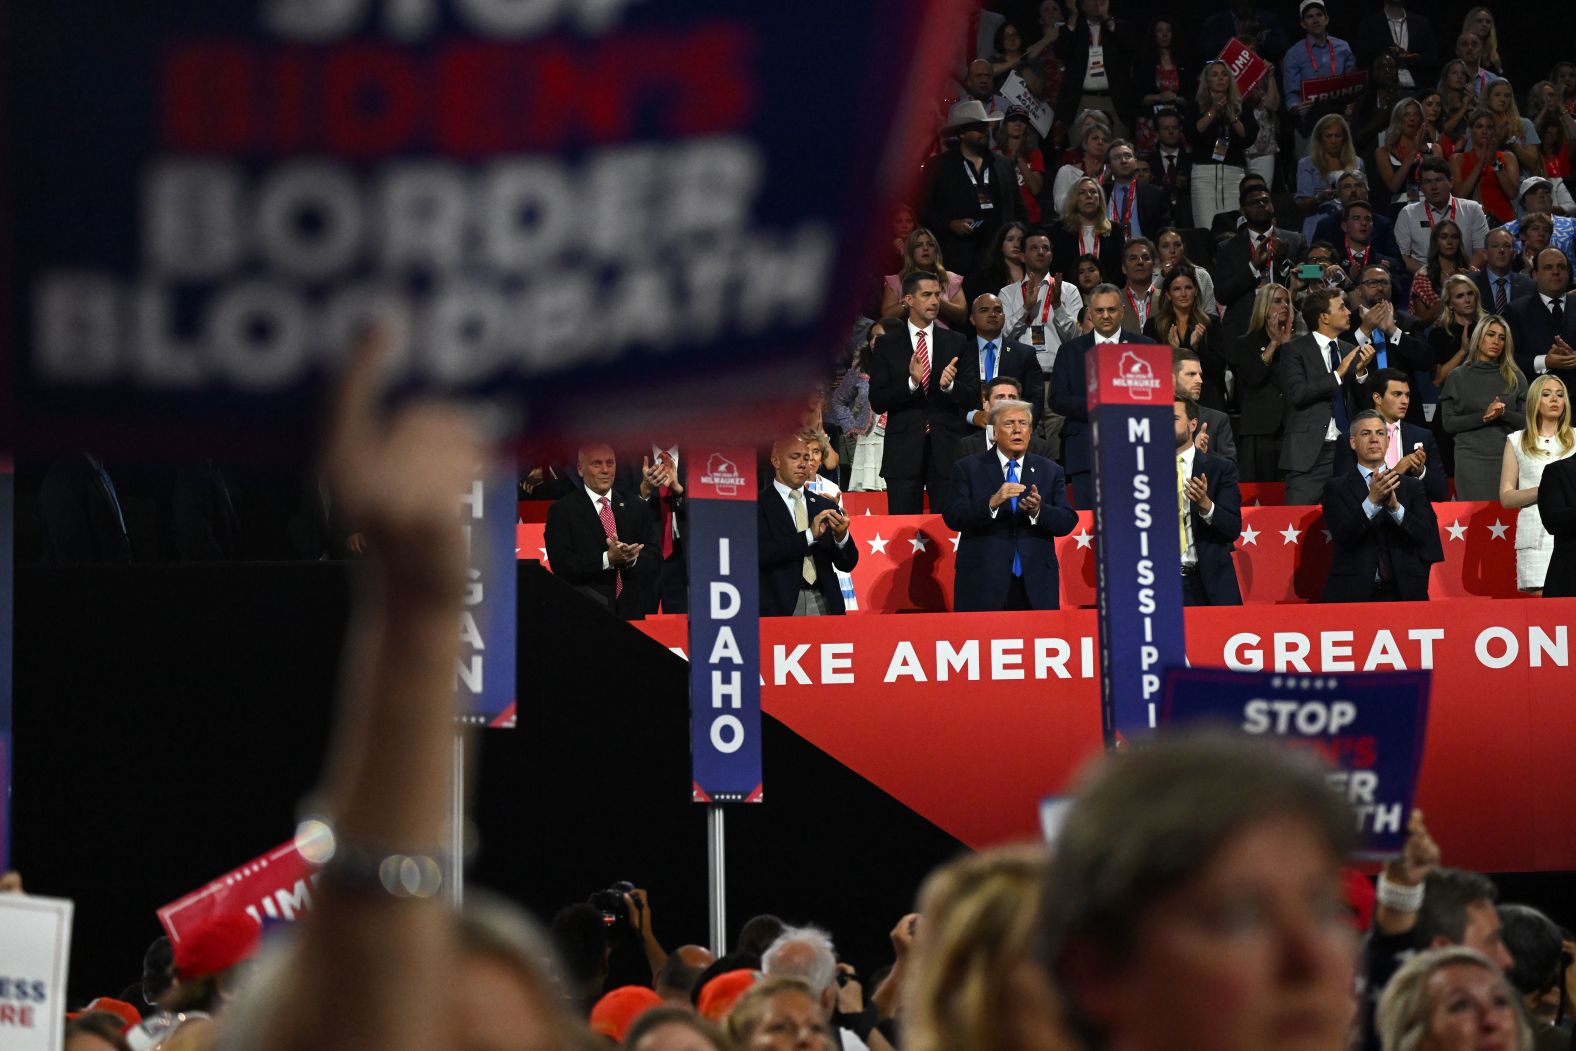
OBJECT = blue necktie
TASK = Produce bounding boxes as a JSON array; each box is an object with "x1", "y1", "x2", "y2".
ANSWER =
[
  {"x1": 1372, "y1": 329, "x2": 1388, "y2": 369},
  {"x1": 1328, "y1": 341, "x2": 1349, "y2": 435},
  {"x1": 983, "y1": 340, "x2": 997, "y2": 383},
  {"x1": 1006, "y1": 458, "x2": 1022, "y2": 577}
]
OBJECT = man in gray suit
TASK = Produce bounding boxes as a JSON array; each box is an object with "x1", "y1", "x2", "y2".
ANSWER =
[
  {"x1": 1172, "y1": 350, "x2": 1236, "y2": 461},
  {"x1": 1276, "y1": 288, "x2": 1375, "y2": 505}
]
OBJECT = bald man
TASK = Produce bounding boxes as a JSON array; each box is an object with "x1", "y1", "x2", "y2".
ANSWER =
[{"x1": 544, "y1": 444, "x2": 659, "y2": 620}]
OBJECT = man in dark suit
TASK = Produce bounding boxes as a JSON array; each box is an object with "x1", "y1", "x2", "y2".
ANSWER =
[
  {"x1": 1174, "y1": 398, "x2": 1243, "y2": 605},
  {"x1": 961, "y1": 292, "x2": 1046, "y2": 426},
  {"x1": 1051, "y1": 284, "x2": 1158, "y2": 505},
  {"x1": 1173, "y1": 350, "x2": 1237, "y2": 461},
  {"x1": 1278, "y1": 288, "x2": 1376, "y2": 505},
  {"x1": 637, "y1": 445, "x2": 688, "y2": 614},
  {"x1": 1539, "y1": 454, "x2": 1576, "y2": 598},
  {"x1": 544, "y1": 444, "x2": 659, "y2": 620},
  {"x1": 1504, "y1": 248, "x2": 1576, "y2": 392},
  {"x1": 1335, "y1": 369, "x2": 1447, "y2": 502},
  {"x1": 1105, "y1": 141, "x2": 1171, "y2": 243},
  {"x1": 868, "y1": 271, "x2": 974, "y2": 513},
  {"x1": 956, "y1": 376, "x2": 1057, "y2": 461},
  {"x1": 1142, "y1": 109, "x2": 1193, "y2": 227},
  {"x1": 919, "y1": 100, "x2": 1019, "y2": 277},
  {"x1": 757, "y1": 435, "x2": 858, "y2": 616},
  {"x1": 1211, "y1": 184, "x2": 1306, "y2": 317},
  {"x1": 1470, "y1": 229, "x2": 1535, "y2": 315},
  {"x1": 1310, "y1": 181, "x2": 1404, "y2": 277},
  {"x1": 1321, "y1": 410, "x2": 1443, "y2": 602},
  {"x1": 1343, "y1": 266, "x2": 1431, "y2": 425},
  {"x1": 1055, "y1": 0, "x2": 1140, "y2": 139},
  {"x1": 944, "y1": 399, "x2": 1079, "y2": 611},
  {"x1": 1355, "y1": 1, "x2": 1438, "y2": 95},
  {"x1": 39, "y1": 452, "x2": 133, "y2": 562}
]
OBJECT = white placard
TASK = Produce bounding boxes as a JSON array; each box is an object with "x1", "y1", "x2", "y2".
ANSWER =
[
  {"x1": 0, "y1": 894, "x2": 74, "y2": 1051},
  {"x1": 999, "y1": 71, "x2": 1054, "y2": 138}
]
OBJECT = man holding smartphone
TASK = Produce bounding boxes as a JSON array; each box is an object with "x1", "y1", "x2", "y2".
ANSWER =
[{"x1": 1320, "y1": 409, "x2": 1442, "y2": 602}]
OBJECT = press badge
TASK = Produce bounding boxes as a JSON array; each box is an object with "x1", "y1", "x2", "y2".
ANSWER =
[
  {"x1": 1029, "y1": 324, "x2": 1046, "y2": 345},
  {"x1": 1212, "y1": 136, "x2": 1229, "y2": 162}
]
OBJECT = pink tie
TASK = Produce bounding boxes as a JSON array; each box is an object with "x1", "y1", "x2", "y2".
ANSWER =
[
  {"x1": 598, "y1": 495, "x2": 623, "y2": 598},
  {"x1": 1385, "y1": 423, "x2": 1401, "y2": 470}
]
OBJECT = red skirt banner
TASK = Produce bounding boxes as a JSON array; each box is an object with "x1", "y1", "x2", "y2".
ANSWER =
[{"x1": 639, "y1": 598, "x2": 1576, "y2": 872}]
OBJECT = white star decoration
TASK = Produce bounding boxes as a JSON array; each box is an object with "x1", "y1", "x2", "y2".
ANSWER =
[
  {"x1": 1073, "y1": 529, "x2": 1094, "y2": 549},
  {"x1": 1487, "y1": 520, "x2": 1509, "y2": 540},
  {"x1": 1240, "y1": 525, "x2": 1260, "y2": 546},
  {"x1": 867, "y1": 532, "x2": 889, "y2": 555},
  {"x1": 1321, "y1": 529, "x2": 1332, "y2": 544},
  {"x1": 909, "y1": 534, "x2": 929, "y2": 553},
  {"x1": 863, "y1": 507, "x2": 873, "y2": 515},
  {"x1": 538, "y1": 548, "x2": 549, "y2": 560},
  {"x1": 1446, "y1": 520, "x2": 1468, "y2": 541},
  {"x1": 948, "y1": 533, "x2": 961, "y2": 551},
  {"x1": 1280, "y1": 524, "x2": 1303, "y2": 545}
]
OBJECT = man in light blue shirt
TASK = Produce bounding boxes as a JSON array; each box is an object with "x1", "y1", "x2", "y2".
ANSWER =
[{"x1": 1283, "y1": 0, "x2": 1355, "y2": 132}]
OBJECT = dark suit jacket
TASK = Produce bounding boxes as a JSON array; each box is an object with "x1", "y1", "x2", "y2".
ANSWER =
[
  {"x1": 943, "y1": 450, "x2": 1079, "y2": 611},
  {"x1": 1186, "y1": 450, "x2": 1244, "y2": 605},
  {"x1": 1054, "y1": 19, "x2": 1140, "y2": 125},
  {"x1": 1355, "y1": 11, "x2": 1439, "y2": 91},
  {"x1": 1333, "y1": 421, "x2": 1448, "y2": 502},
  {"x1": 1050, "y1": 332, "x2": 1159, "y2": 477},
  {"x1": 1142, "y1": 148, "x2": 1194, "y2": 206},
  {"x1": 1211, "y1": 226, "x2": 1307, "y2": 314},
  {"x1": 544, "y1": 486, "x2": 659, "y2": 620},
  {"x1": 920, "y1": 147, "x2": 1020, "y2": 276},
  {"x1": 1338, "y1": 322, "x2": 1431, "y2": 426},
  {"x1": 172, "y1": 461, "x2": 242, "y2": 561},
  {"x1": 1321, "y1": 468, "x2": 1442, "y2": 602},
  {"x1": 1049, "y1": 224, "x2": 1126, "y2": 284},
  {"x1": 757, "y1": 483, "x2": 859, "y2": 616},
  {"x1": 867, "y1": 324, "x2": 975, "y2": 482},
  {"x1": 958, "y1": 335, "x2": 1046, "y2": 425},
  {"x1": 1228, "y1": 326, "x2": 1288, "y2": 437},
  {"x1": 1539, "y1": 455, "x2": 1576, "y2": 598},
  {"x1": 1105, "y1": 179, "x2": 1172, "y2": 243},
  {"x1": 1506, "y1": 292, "x2": 1576, "y2": 391},
  {"x1": 954, "y1": 432, "x2": 1055, "y2": 462},
  {"x1": 1470, "y1": 270, "x2": 1536, "y2": 312},
  {"x1": 39, "y1": 454, "x2": 132, "y2": 563},
  {"x1": 1276, "y1": 334, "x2": 1365, "y2": 473}
]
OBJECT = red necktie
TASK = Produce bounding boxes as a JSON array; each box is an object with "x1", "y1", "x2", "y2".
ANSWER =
[
  {"x1": 916, "y1": 330, "x2": 931, "y2": 388},
  {"x1": 597, "y1": 495, "x2": 622, "y2": 598},
  {"x1": 658, "y1": 484, "x2": 674, "y2": 559}
]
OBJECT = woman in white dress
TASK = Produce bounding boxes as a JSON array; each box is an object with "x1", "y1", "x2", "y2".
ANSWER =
[{"x1": 1499, "y1": 375, "x2": 1575, "y2": 595}]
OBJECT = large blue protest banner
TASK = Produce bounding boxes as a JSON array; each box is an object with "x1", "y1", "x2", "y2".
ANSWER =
[
  {"x1": 686, "y1": 448, "x2": 761, "y2": 803},
  {"x1": 458, "y1": 464, "x2": 517, "y2": 728},
  {"x1": 8, "y1": 0, "x2": 966, "y2": 458},
  {"x1": 1160, "y1": 667, "x2": 1433, "y2": 857},
  {"x1": 1087, "y1": 346, "x2": 1186, "y2": 746}
]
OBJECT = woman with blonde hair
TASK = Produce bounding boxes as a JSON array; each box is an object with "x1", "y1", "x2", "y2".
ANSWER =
[
  {"x1": 1373, "y1": 98, "x2": 1438, "y2": 216},
  {"x1": 724, "y1": 978, "x2": 831, "y2": 1051},
  {"x1": 1376, "y1": 946, "x2": 1531, "y2": 1051},
  {"x1": 903, "y1": 845, "x2": 1070, "y2": 1051},
  {"x1": 1500, "y1": 375, "x2": 1575, "y2": 594},
  {"x1": 1051, "y1": 176, "x2": 1124, "y2": 282},
  {"x1": 1296, "y1": 114, "x2": 1362, "y2": 237},
  {"x1": 1440, "y1": 314, "x2": 1527, "y2": 500},
  {"x1": 1229, "y1": 282, "x2": 1295, "y2": 481},
  {"x1": 880, "y1": 227, "x2": 968, "y2": 328},
  {"x1": 1483, "y1": 77, "x2": 1540, "y2": 173},
  {"x1": 1183, "y1": 60, "x2": 1256, "y2": 230},
  {"x1": 1460, "y1": 7, "x2": 1503, "y2": 76}
]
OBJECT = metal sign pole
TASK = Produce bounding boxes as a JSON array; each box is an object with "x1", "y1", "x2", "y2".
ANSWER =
[
  {"x1": 707, "y1": 806, "x2": 727, "y2": 955},
  {"x1": 449, "y1": 733, "x2": 465, "y2": 908}
]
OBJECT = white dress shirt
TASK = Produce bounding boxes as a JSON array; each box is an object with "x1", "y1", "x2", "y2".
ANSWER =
[
  {"x1": 772, "y1": 478, "x2": 849, "y2": 547},
  {"x1": 988, "y1": 447, "x2": 1041, "y2": 524}
]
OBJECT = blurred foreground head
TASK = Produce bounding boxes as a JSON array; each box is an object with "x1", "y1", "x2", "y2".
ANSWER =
[
  {"x1": 1040, "y1": 733, "x2": 1360, "y2": 1051},
  {"x1": 904, "y1": 844, "x2": 1072, "y2": 1051}
]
